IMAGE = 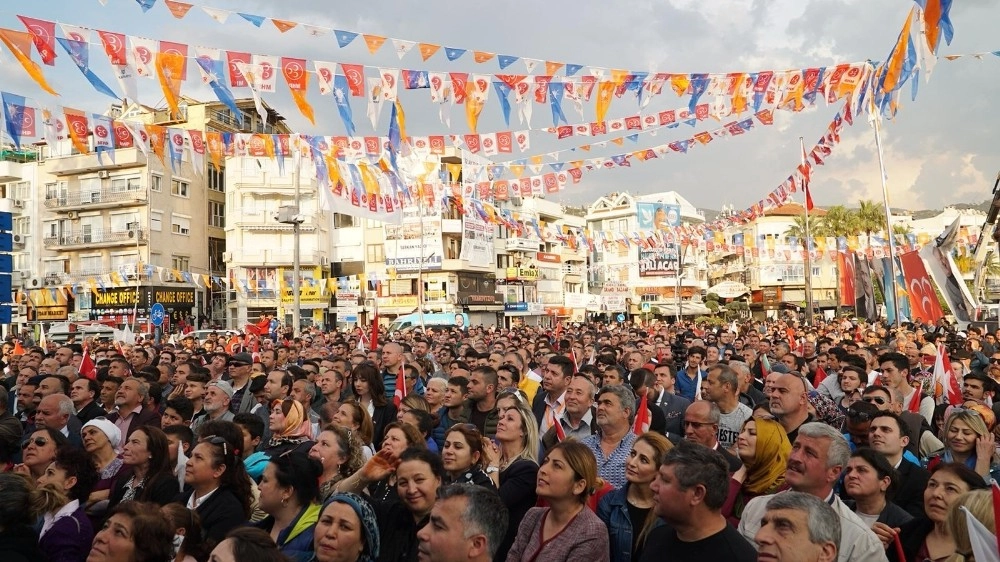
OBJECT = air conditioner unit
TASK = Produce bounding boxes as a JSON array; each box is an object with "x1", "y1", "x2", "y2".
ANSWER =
[
  {"x1": 12, "y1": 200, "x2": 23, "y2": 209},
  {"x1": 98, "y1": 170, "x2": 111, "y2": 179},
  {"x1": 128, "y1": 230, "x2": 138, "y2": 239},
  {"x1": 11, "y1": 234, "x2": 24, "y2": 245},
  {"x1": 67, "y1": 211, "x2": 79, "y2": 219},
  {"x1": 320, "y1": 257, "x2": 329, "y2": 266},
  {"x1": 19, "y1": 271, "x2": 29, "y2": 279},
  {"x1": 222, "y1": 251, "x2": 233, "y2": 262},
  {"x1": 17, "y1": 305, "x2": 26, "y2": 315},
  {"x1": 26, "y1": 277, "x2": 43, "y2": 289},
  {"x1": 44, "y1": 276, "x2": 60, "y2": 286}
]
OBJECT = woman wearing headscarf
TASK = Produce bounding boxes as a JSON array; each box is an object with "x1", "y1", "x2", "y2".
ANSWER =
[
  {"x1": 310, "y1": 492, "x2": 380, "y2": 562},
  {"x1": 80, "y1": 419, "x2": 124, "y2": 510},
  {"x1": 722, "y1": 416, "x2": 791, "y2": 525},
  {"x1": 265, "y1": 399, "x2": 316, "y2": 458},
  {"x1": 807, "y1": 390, "x2": 846, "y2": 430}
]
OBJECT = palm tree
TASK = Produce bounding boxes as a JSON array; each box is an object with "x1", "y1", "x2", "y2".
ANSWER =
[
  {"x1": 824, "y1": 205, "x2": 860, "y2": 237},
  {"x1": 892, "y1": 223, "x2": 913, "y2": 235},
  {"x1": 856, "y1": 200, "x2": 885, "y2": 244}
]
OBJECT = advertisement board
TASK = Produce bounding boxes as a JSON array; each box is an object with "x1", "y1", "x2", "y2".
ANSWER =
[{"x1": 384, "y1": 205, "x2": 444, "y2": 271}]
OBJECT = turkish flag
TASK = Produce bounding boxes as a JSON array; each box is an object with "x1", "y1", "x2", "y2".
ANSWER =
[{"x1": 899, "y1": 251, "x2": 945, "y2": 323}]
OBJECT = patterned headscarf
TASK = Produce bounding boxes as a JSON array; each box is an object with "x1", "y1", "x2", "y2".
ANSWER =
[
  {"x1": 743, "y1": 417, "x2": 791, "y2": 495},
  {"x1": 808, "y1": 391, "x2": 845, "y2": 430},
  {"x1": 322, "y1": 492, "x2": 380, "y2": 562}
]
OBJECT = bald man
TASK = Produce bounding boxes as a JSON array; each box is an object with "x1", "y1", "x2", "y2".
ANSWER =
[{"x1": 769, "y1": 373, "x2": 814, "y2": 444}]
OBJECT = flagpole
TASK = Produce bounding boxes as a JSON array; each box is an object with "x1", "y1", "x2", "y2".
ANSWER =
[
  {"x1": 870, "y1": 83, "x2": 902, "y2": 327},
  {"x1": 801, "y1": 137, "x2": 814, "y2": 327}
]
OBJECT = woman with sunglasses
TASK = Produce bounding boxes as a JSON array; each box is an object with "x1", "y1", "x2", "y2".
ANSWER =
[
  {"x1": 255, "y1": 452, "x2": 323, "y2": 562},
  {"x1": 723, "y1": 416, "x2": 791, "y2": 525},
  {"x1": 15, "y1": 428, "x2": 69, "y2": 481},
  {"x1": 440, "y1": 424, "x2": 493, "y2": 488},
  {"x1": 508, "y1": 441, "x2": 609, "y2": 562},
  {"x1": 350, "y1": 363, "x2": 396, "y2": 448},
  {"x1": 881, "y1": 462, "x2": 989, "y2": 562},
  {"x1": 181, "y1": 435, "x2": 253, "y2": 542},
  {"x1": 109, "y1": 426, "x2": 179, "y2": 509},
  {"x1": 927, "y1": 406, "x2": 1000, "y2": 482},
  {"x1": 597, "y1": 432, "x2": 673, "y2": 562},
  {"x1": 309, "y1": 425, "x2": 364, "y2": 502}
]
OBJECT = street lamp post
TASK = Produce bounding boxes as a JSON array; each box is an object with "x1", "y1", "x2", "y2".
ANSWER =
[{"x1": 277, "y1": 160, "x2": 303, "y2": 336}]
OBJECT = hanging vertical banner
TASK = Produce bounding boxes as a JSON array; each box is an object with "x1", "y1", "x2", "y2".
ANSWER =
[
  {"x1": 837, "y1": 251, "x2": 856, "y2": 308},
  {"x1": 899, "y1": 250, "x2": 945, "y2": 324},
  {"x1": 921, "y1": 244, "x2": 976, "y2": 325},
  {"x1": 384, "y1": 204, "x2": 443, "y2": 272},
  {"x1": 459, "y1": 204, "x2": 495, "y2": 267}
]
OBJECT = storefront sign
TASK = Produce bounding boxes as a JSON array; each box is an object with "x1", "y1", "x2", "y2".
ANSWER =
[
  {"x1": 378, "y1": 295, "x2": 419, "y2": 308},
  {"x1": 457, "y1": 274, "x2": 501, "y2": 306},
  {"x1": 93, "y1": 286, "x2": 195, "y2": 310},
  {"x1": 536, "y1": 252, "x2": 561, "y2": 264},
  {"x1": 504, "y1": 267, "x2": 538, "y2": 281}
]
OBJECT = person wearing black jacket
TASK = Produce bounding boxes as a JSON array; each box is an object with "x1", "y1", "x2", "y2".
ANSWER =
[
  {"x1": 108, "y1": 426, "x2": 179, "y2": 509},
  {"x1": 179, "y1": 434, "x2": 253, "y2": 542}
]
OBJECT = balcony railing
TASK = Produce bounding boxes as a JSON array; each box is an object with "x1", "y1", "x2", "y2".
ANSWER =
[
  {"x1": 43, "y1": 186, "x2": 146, "y2": 209},
  {"x1": 43, "y1": 228, "x2": 148, "y2": 249}
]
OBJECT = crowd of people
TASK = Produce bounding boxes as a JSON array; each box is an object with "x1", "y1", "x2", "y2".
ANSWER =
[{"x1": 1, "y1": 316, "x2": 999, "y2": 562}]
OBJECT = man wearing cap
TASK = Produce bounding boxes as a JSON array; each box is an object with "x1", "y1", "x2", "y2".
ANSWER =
[
  {"x1": 224, "y1": 353, "x2": 257, "y2": 415},
  {"x1": 191, "y1": 380, "x2": 235, "y2": 434}
]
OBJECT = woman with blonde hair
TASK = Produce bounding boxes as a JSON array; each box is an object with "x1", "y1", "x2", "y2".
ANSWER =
[
  {"x1": 946, "y1": 489, "x2": 995, "y2": 562},
  {"x1": 484, "y1": 403, "x2": 540, "y2": 561},
  {"x1": 507, "y1": 441, "x2": 610, "y2": 562},
  {"x1": 723, "y1": 416, "x2": 792, "y2": 524},
  {"x1": 927, "y1": 406, "x2": 1000, "y2": 482},
  {"x1": 309, "y1": 425, "x2": 364, "y2": 502},
  {"x1": 597, "y1": 432, "x2": 673, "y2": 562}
]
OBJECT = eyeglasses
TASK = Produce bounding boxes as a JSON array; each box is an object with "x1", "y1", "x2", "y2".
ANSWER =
[
  {"x1": 683, "y1": 420, "x2": 714, "y2": 429},
  {"x1": 990, "y1": 358, "x2": 1000, "y2": 364},
  {"x1": 229, "y1": 362, "x2": 250, "y2": 368},
  {"x1": 862, "y1": 397, "x2": 887, "y2": 405},
  {"x1": 22, "y1": 437, "x2": 48, "y2": 449}
]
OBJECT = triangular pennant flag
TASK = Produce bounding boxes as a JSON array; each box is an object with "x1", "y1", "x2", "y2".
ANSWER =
[
  {"x1": 445, "y1": 47, "x2": 466, "y2": 61},
  {"x1": 271, "y1": 19, "x2": 297, "y2": 33},
  {"x1": 418, "y1": 43, "x2": 440, "y2": 61},
  {"x1": 498, "y1": 55, "x2": 519, "y2": 69},
  {"x1": 164, "y1": 0, "x2": 193, "y2": 19},
  {"x1": 237, "y1": 13, "x2": 266, "y2": 27},
  {"x1": 56, "y1": 35, "x2": 120, "y2": 100},
  {"x1": 135, "y1": 0, "x2": 156, "y2": 12},
  {"x1": 363, "y1": 34, "x2": 386, "y2": 55},
  {"x1": 0, "y1": 28, "x2": 58, "y2": 95},
  {"x1": 335, "y1": 30, "x2": 358, "y2": 48},
  {"x1": 16, "y1": 16, "x2": 56, "y2": 66},
  {"x1": 391, "y1": 39, "x2": 415, "y2": 59},
  {"x1": 201, "y1": 6, "x2": 230, "y2": 23}
]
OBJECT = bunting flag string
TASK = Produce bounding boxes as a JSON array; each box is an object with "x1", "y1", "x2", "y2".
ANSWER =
[
  {"x1": 101, "y1": 0, "x2": 945, "y2": 82},
  {"x1": 2, "y1": 14, "x2": 879, "y2": 134}
]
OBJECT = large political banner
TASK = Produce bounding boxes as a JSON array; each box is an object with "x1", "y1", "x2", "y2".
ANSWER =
[
  {"x1": 460, "y1": 211, "x2": 495, "y2": 267},
  {"x1": 384, "y1": 205, "x2": 443, "y2": 271}
]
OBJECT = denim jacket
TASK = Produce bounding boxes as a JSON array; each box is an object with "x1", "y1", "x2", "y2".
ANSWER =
[{"x1": 596, "y1": 485, "x2": 664, "y2": 562}]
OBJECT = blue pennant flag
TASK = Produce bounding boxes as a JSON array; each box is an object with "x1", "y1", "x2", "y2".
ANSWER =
[
  {"x1": 493, "y1": 81, "x2": 513, "y2": 126},
  {"x1": 565, "y1": 64, "x2": 583, "y2": 77},
  {"x1": 549, "y1": 162, "x2": 565, "y2": 172},
  {"x1": 195, "y1": 57, "x2": 240, "y2": 116},
  {"x1": 135, "y1": 0, "x2": 156, "y2": 12},
  {"x1": 335, "y1": 30, "x2": 358, "y2": 48},
  {"x1": 238, "y1": 13, "x2": 266, "y2": 27},
  {"x1": 683, "y1": 118, "x2": 697, "y2": 127},
  {"x1": 273, "y1": 135, "x2": 285, "y2": 176},
  {"x1": 333, "y1": 74, "x2": 357, "y2": 137},
  {"x1": 490, "y1": 165, "x2": 504, "y2": 179},
  {"x1": 548, "y1": 82, "x2": 568, "y2": 126},
  {"x1": 166, "y1": 129, "x2": 183, "y2": 173},
  {"x1": 803, "y1": 67, "x2": 826, "y2": 105},
  {"x1": 611, "y1": 155, "x2": 629, "y2": 167},
  {"x1": 497, "y1": 55, "x2": 519, "y2": 69},
  {"x1": 626, "y1": 134, "x2": 639, "y2": 143},
  {"x1": 1, "y1": 92, "x2": 27, "y2": 150},
  {"x1": 444, "y1": 47, "x2": 466, "y2": 61},
  {"x1": 688, "y1": 73, "x2": 710, "y2": 113},
  {"x1": 56, "y1": 38, "x2": 119, "y2": 100}
]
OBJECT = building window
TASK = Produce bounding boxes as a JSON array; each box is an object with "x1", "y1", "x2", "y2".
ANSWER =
[
  {"x1": 13, "y1": 217, "x2": 29, "y2": 235},
  {"x1": 208, "y1": 166, "x2": 225, "y2": 192},
  {"x1": 171, "y1": 179, "x2": 189, "y2": 197},
  {"x1": 150, "y1": 174, "x2": 162, "y2": 192},
  {"x1": 366, "y1": 244, "x2": 384, "y2": 263},
  {"x1": 78, "y1": 255, "x2": 103, "y2": 274},
  {"x1": 150, "y1": 211, "x2": 163, "y2": 232},
  {"x1": 172, "y1": 256, "x2": 190, "y2": 271},
  {"x1": 209, "y1": 202, "x2": 225, "y2": 228},
  {"x1": 333, "y1": 213, "x2": 356, "y2": 228},
  {"x1": 171, "y1": 215, "x2": 191, "y2": 236},
  {"x1": 111, "y1": 176, "x2": 141, "y2": 193}
]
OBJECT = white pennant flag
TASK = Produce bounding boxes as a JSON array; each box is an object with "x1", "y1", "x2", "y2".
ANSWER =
[
  {"x1": 201, "y1": 7, "x2": 231, "y2": 24},
  {"x1": 235, "y1": 62, "x2": 269, "y2": 126},
  {"x1": 963, "y1": 506, "x2": 1000, "y2": 562},
  {"x1": 392, "y1": 39, "x2": 415, "y2": 59},
  {"x1": 251, "y1": 55, "x2": 279, "y2": 93},
  {"x1": 379, "y1": 68, "x2": 399, "y2": 102},
  {"x1": 314, "y1": 61, "x2": 337, "y2": 95},
  {"x1": 366, "y1": 76, "x2": 384, "y2": 128},
  {"x1": 128, "y1": 36, "x2": 157, "y2": 79}
]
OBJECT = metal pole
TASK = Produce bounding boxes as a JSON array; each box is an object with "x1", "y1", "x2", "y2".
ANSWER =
[
  {"x1": 871, "y1": 90, "x2": 901, "y2": 327},
  {"x1": 292, "y1": 157, "x2": 301, "y2": 337},
  {"x1": 801, "y1": 137, "x2": 815, "y2": 327},
  {"x1": 676, "y1": 241, "x2": 685, "y2": 323}
]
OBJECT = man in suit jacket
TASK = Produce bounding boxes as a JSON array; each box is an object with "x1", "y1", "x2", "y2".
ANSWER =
[
  {"x1": 652, "y1": 363, "x2": 691, "y2": 443},
  {"x1": 106, "y1": 378, "x2": 161, "y2": 438},
  {"x1": 869, "y1": 412, "x2": 929, "y2": 518},
  {"x1": 32, "y1": 393, "x2": 83, "y2": 448},
  {"x1": 70, "y1": 378, "x2": 105, "y2": 425}
]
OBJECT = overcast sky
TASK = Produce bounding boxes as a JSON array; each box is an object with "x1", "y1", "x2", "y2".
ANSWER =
[{"x1": 2, "y1": 0, "x2": 997, "y2": 211}]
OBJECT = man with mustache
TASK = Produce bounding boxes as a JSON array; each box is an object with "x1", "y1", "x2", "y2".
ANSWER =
[{"x1": 738, "y1": 422, "x2": 887, "y2": 562}]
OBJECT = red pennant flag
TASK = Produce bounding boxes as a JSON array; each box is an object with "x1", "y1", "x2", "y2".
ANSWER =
[
  {"x1": 79, "y1": 346, "x2": 96, "y2": 380},
  {"x1": 16, "y1": 16, "x2": 56, "y2": 66},
  {"x1": 933, "y1": 343, "x2": 962, "y2": 406},
  {"x1": 340, "y1": 63, "x2": 365, "y2": 97},
  {"x1": 906, "y1": 387, "x2": 922, "y2": 413},
  {"x1": 393, "y1": 364, "x2": 406, "y2": 407},
  {"x1": 632, "y1": 393, "x2": 651, "y2": 435},
  {"x1": 370, "y1": 282, "x2": 380, "y2": 351},
  {"x1": 813, "y1": 365, "x2": 827, "y2": 386},
  {"x1": 551, "y1": 409, "x2": 566, "y2": 442}
]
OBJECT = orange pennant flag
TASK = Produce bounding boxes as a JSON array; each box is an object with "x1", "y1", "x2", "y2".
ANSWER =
[
  {"x1": 464, "y1": 81, "x2": 485, "y2": 133},
  {"x1": 156, "y1": 50, "x2": 186, "y2": 118},
  {"x1": 473, "y1": 51, "x2": 495, "y2": 63},
  {"x1": 63, "y1": 108, "x2": 90, "y2": 154},
  {"x1": 545, "y1": 61, "x2": 564, "y2": 76},
  {"x1": 363, "y1": 34, "x2": 387, "y2": 54},
  {"x1": 271, "y1": 19, "x2": 297, "y2": 33},
  {"x1": 164, "y1": 0, "x2": 193, "y2": 18},
  {"x1": 0, "y1": 28, "x2": 58, "y2": 95},
  {"x1": 418, "y1": 43, "x2": 440, "y2": 61},
  {"x1": 281, "y1": 57, "x2": 315, "y2": 124},
  {"x1": 670, "y1": 74, "x2": 690, "y2": 97},
  {"x1": 882, "y1": 7, "x2": 915, "y2": 93},
  {"x1": 778, "y1": 71, "x2": 805, "y2": 112},
  {"x1": 147, "y1": 124, "x2": 167, "y2": 164},
  {"x1": 206, "y1": 131, "x2": 224, "y2": 170},
  {"x1": 595, "y1": 81, "x2": 615, "y2": 122},
  {"x1": 610, "y1": 137, "x2": 623, "y2": 146}
]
